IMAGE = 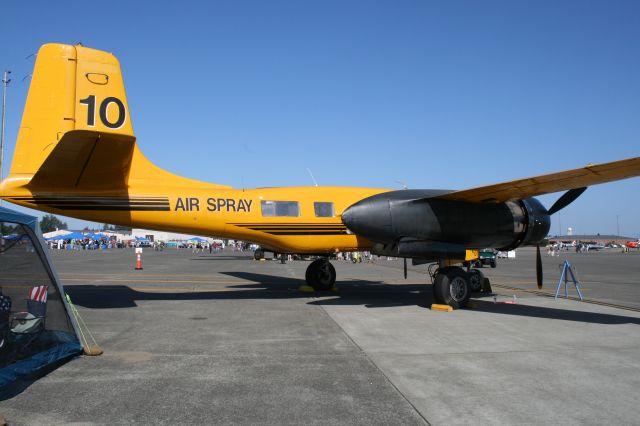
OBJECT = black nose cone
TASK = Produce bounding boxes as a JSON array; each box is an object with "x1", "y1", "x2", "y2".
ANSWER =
[
  {"x1": 341, "y1": 205, "x2": 357, "y2": 230},
  {"x1": 342, "y1": 196, "x2": 393, "y2": 242}
]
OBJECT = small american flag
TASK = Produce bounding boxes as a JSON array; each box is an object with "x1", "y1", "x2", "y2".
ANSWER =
[
  {"x1": 29, "y1": 285, "x2": 48, "y2": 303},
  {"x1": 0, "y1": 295, "x2": 11, "y2": 313}
]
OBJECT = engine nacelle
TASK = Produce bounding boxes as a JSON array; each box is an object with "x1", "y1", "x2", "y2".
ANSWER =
[
  {"x1": 371, "y1": 239, "x2": 468, "y2": 260},
  {"x1": 341, "y1": 190, "x2": 550, "y2": 254},
  {"x1": 518, "y1": 197, "x2": 551, "y2": 247}
]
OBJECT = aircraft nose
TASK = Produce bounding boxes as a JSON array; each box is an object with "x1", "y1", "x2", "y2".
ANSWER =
[
  {"x1": 342, "y1": 201, "x2": 369, "y2": 232},
  {"x1": 342, "y1": 197, "x2": 393, "y2": 242},
  {"x1": 341, "y1": 206, "x2": 356, "y2": 229}
]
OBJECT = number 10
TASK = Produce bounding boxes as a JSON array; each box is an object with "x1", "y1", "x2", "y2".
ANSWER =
[{"x1": 79, "y1": 95, "x2": 126, "y2": 129}]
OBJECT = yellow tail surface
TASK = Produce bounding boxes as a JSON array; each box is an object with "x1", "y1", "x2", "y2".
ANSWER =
[
  {"x1": 8, "y1": 44, "x2": 134, "y2": 188},
  {"x1": 3, "y1": 43, "x2": 229, "y2": 194}
]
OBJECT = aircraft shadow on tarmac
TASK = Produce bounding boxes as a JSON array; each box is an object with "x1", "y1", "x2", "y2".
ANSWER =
[
  {"x1": 63, "y1": 271, "x2": 429, "y2": 310},
  {"x1": 63, "y1": 272, "x2": 640, "y2": 325},
  {"x1": 468, "y1": 299, "x2": 640, "y2": 325},
  {"x1": 222, "y1": 271, "x2": 430, "y2": 308}
]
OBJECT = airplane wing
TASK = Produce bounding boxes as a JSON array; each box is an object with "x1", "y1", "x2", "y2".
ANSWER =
[{"x1": 435, "y1": 156, "x2": 640, "y2": 203}]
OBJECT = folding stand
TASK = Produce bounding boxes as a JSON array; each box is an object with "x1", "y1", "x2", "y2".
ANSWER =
[{"x1": 555, "y1": 260, "x2": 583, "y2": 301}]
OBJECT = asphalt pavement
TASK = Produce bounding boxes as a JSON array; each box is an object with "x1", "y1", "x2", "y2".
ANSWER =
[{"x1": 0, "y1": 246, "x2": 639, "y2": 425}]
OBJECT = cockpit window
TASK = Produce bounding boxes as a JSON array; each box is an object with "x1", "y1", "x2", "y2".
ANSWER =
[
  {"x1": 261, "y1": 201, "x2": 300, "y2": 217},
  {"x1": 314, "y1": 202, "x2": 334, "y2": 218}
]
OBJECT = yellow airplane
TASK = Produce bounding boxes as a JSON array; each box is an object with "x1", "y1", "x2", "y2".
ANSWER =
[{"x1": 1, "y1": 43, "x2": 639, "y2": 308}]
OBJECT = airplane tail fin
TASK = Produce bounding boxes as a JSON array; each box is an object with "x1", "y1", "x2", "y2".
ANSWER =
[
  {"x1": 6, "y1": 43, "x2": 136, "y2": 191},
  {"x1": 3, "y1": 43, "x2": 230, "y2": 196}
]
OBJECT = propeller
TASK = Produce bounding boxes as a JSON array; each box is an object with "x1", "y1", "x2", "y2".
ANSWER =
[
  {"x1": 547, "y1": 187, "x2": 587, "y2": 215},
  {"x1": 404, "y1": 258, "x2": 407, "y2": 279},
  {"x1": 536, "y1": 187, "x2": 587, "y2": 289},
  {"x1": 536, "y1": 245, "x2": 543, "y2": 289}
]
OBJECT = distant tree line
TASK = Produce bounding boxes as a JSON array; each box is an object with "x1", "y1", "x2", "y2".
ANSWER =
[
  {"x1": 40, "y1": 214, "x2": 68, "y2": 233},
  {"x1": 1, "y1": 222, "x2": 18, "y2": 235}
]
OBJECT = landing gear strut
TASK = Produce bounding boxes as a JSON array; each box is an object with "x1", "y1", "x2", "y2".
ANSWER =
[
  {"x1": 305, "y1": 258, "x2": 336, "y2": 291},
  {"x1": 432, "y1": 266, "x2": 471, "y2": 309}
]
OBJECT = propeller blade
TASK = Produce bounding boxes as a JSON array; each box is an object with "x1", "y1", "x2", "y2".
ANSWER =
[
  {"x1": 547, "y1": 187, "x2": 587, "y2": 215},
  {"x1": 536, "y1": 245, "x2": 543, "y2": 289},
  {"x1": 404, "y1": 258, "x2": 407, "y2": 279}
]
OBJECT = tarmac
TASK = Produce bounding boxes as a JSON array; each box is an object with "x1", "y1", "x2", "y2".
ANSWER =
[{"x1": 1, "y1": 246, "x2": 639, "y2": 425}]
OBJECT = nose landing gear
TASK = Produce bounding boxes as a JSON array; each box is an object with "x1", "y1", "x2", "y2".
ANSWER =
[{"x1": 305, "y1": 258, "x2": 336, "y2": 291}]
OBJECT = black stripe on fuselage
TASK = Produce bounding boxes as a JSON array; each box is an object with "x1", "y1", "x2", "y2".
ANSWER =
[
  {"x1": 230, "y1": 223, "x2": 346, "y2": 227},
  {"x1": 8, "y1": 196, "x2": 171, "y2": 211},
  {"x1": 229, "y1": 223, "x2": 348, "y2": 235}
]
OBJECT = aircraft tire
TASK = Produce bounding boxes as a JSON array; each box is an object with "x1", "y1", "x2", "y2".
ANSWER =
[
  {"x1": 306, "y1": 259, "x2": 336, "y2": 291},
  {"x1": 467, "y1": 269, "x2": 484, "y2": 292},
  {"x1": 254, "y1": 249, "x2": 265, "y2": 260},
  {"x1": 433, "y1": 267, "x2": 470, "y2": 309}
]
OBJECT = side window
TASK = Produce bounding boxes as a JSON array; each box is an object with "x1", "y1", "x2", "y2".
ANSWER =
[
  {"x1": 314, "y1": 202, "x2": 334, "y2": 218},
  {"x1": 261, "y1": 201, "x2": 300, "y2": 217}
]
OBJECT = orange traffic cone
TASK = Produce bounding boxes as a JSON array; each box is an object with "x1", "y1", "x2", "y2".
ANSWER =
[{"x1": 135, "y1": 252, "x2": 143, "y2": 270}]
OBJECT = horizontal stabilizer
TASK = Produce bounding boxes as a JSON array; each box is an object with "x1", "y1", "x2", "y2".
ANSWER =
[{"x1": 29, "y1": 130, "x2": 135, "y2": 191}]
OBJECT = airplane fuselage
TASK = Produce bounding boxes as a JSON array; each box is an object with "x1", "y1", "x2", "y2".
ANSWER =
[{"x1": 2, "y1": 183, "x2": 389, "y2": 253}]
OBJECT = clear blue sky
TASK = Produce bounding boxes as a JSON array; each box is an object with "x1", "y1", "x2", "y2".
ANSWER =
[{"x1": 1, "y1": 1, "x2": 639, "y2": 236}]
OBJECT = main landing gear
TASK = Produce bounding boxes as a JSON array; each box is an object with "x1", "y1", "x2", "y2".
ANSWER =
[
  {"x1": 305, "y1": 258, "x2": 336, "y2": 291},
  {"x1": 256, "y1": 250, "x2": 336, "y2": 291},
  {"x1": 431, "y1": 266, "x2": 487, "y2": 309}
]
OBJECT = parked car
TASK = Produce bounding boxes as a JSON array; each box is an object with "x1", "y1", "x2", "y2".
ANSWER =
[{"x1": 474, "y1": 249, "x2": 497, "y2": 268}]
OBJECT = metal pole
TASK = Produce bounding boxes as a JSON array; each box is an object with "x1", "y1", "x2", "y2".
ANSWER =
[
  {"x1": 558, "y1": 214, "x2": 561, "y2": 237},
  {"x1": 1, "y1": 70, "x2": 11, "y2": 188}
]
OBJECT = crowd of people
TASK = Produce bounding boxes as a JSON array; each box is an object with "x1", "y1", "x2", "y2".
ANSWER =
[
  {"x1": 546, "y1": 241, "x2": 612, "y2": 256},
  {"x1": 187, "y1": 240, "x2": 254, "y2": 253},
  {"x1": 47, "y1": 238, "x2": 123, "y2": 250}
]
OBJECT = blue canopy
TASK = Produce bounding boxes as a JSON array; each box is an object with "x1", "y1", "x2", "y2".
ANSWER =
[
  {"x1": 189, "y1": 236, "x2": 208, "y2": 242},
  {"x1": 0, "y1": 207, "x2": 38, "y2": 231},
  {"x1": 0, "y1": 206, "x2": 83, "y2": 393},
  {"x1": 87, "y1": 232, "x2": 108, "y2": 239},
  {"x1": 60, "y1": 232, "x2": 86, "y2": 240}
]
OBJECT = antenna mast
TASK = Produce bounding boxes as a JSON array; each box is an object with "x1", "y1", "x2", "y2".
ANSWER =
[
  {"x1": 307, "y1": 168, "x2": 318, "y2": 187},
  {"x1": 1, "y1": 70, "x2": 11, "y2": 203}
]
